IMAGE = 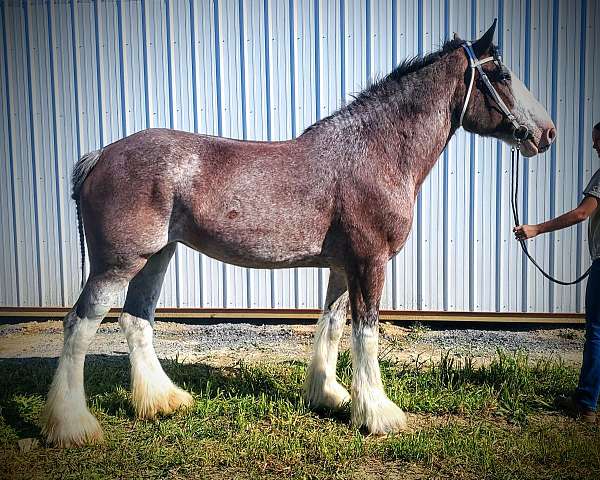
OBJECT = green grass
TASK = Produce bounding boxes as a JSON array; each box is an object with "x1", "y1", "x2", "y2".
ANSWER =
[{"x1": 0, "y1": 351, "x2": 598, "y2": 479}]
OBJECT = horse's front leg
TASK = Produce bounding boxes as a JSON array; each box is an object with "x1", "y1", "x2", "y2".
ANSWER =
[{"x1": 346, "y1": 258, "x2": 407, "y2": 435}]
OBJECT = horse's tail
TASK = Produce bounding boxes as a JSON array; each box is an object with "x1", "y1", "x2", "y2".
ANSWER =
[{"x1": 71, "y1": 149, "x2": 102, "y2": 289}]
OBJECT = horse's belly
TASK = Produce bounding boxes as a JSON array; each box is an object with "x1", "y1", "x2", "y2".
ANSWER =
[{"x1": 175, "y1": 217, "x2": 329, "y2": 269}]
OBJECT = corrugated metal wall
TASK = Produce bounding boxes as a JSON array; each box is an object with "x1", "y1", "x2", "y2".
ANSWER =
[{"x1": 1, "y1": 0, "x2": 599, "y2": 313}]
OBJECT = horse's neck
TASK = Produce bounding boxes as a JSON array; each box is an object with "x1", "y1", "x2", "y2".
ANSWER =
[
  {"x1": 381, "y1": 69, "x2": 460, "y2": 191},
  {"x1": 301, "y1": 54, "x2": 464, "y2": 192}
]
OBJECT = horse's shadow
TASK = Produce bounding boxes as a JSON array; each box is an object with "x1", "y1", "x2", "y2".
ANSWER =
[{"x1": 0, "y1": 355, "x2": 350, "y2": 441}]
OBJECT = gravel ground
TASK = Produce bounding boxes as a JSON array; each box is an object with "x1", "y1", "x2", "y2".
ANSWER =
[
  {"x1": 0, "y1": 319, "x2": 586, "y2": 366},
  {"x1": 417, "y1": 327, "x2": 584, "y2": 357}
]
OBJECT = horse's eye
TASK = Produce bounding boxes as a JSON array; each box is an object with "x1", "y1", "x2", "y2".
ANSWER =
[{"x1": 493, "y1": 68, "x2": 511, "y2": 83}]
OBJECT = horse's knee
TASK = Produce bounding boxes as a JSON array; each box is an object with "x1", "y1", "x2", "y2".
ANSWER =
[
  {"x1": 326, "y1": 292, "x2": 349, "y2": 338},
  {"x1": 76, "y1": 274, "x2": 132, "y2": 320}
]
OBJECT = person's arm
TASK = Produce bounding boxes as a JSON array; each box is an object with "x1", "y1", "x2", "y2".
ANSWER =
[{"x1": 514, "y1": 195, "x2": 599, "y2": 240}]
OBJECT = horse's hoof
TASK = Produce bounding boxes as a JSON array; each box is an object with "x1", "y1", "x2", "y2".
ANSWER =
[
  {"x1": 304, "y1": 375, "x2": 351, "y2": 411},
  {"x1": 42, "y1": 408, "x2": 104, "y2": 448},
  {"x1": 351, "y1": 391, "x2": 407, "y2": 435},
  {"x1": 133, "y1": 382, "x2": 194, "y2": 419}
]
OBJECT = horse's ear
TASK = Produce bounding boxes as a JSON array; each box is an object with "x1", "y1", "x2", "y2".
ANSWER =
[
  {"x1": 453, "y1": 32, "x2": 462, "y2": 41},
  {"x1": 472, "y1": 19, "x2": 497, "y2": 57}
]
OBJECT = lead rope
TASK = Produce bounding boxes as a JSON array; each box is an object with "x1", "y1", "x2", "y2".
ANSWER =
[{"x1": 511, "y1": 144, "x2": 591, "y2": 285}]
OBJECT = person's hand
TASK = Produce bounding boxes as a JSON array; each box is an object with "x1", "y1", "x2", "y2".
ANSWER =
[{"x1": 513, "y1": 224, "x2": 540, "y2": 241}]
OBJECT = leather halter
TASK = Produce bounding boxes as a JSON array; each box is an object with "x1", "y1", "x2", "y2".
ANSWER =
[
  {"x1": 459, "y1": 41, "x2": 530, "y2": 142},
  {"x1": 458, "y1": 42, "x2": 587, "y2": 285}
]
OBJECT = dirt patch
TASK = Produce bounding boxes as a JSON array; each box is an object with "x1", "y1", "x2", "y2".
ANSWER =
[
  {"x1": 0, "y1": 320, "x2": 585, "y2": 367},
  {"x1": 352, "y1": 458, "x2": 430, "y2": 480}
]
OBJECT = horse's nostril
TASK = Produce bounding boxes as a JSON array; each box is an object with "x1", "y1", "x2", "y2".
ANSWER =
[{"x1": 540, "y1": 127, "x2": 556, "y2": 149}]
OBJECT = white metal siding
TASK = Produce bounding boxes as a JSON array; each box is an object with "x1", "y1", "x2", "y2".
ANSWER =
[{"x1": 1, "y1": 0, "x2": 598, "y2": 313}]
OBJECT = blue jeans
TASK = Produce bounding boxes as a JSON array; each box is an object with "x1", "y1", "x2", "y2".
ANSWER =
[{"x1": 575, "y1": 259, "x2": 600, "y2": 411}]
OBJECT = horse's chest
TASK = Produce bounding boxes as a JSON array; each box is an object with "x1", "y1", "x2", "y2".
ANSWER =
[
  {"x1": 378, "y1": 193, "x2": 415, "y2": 255},
  {"x1": 349, "y1": 186, "x2": 415, "y2": 257},
  {"x1": 385, "y1": 216, "x2": 413, "y2": 256}
]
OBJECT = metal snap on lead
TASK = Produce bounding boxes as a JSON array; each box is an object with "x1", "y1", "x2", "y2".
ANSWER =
[{"x1": 513, "y1": 125, "x2": 530, "y2": 141}]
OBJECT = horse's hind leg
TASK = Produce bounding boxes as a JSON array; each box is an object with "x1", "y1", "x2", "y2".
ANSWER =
[
  {"x1": 42, "y1": 263, "x2": 144, "y2": 447},
  {"x1": 118, "y1": 244, "x2": 193, "y2": 419},
  {"x1": 303, "y1": 269, "x2": 351, "y2": 410}
]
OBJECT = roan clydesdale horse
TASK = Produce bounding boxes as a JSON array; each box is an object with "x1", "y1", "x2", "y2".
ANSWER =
[{"x1": 43, "y1": 21, "x2": 555, "y2": 446}]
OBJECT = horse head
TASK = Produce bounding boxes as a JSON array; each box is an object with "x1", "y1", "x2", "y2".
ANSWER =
[{"x1": 455, "y1": 20, "x2": 556, "y2": 157}]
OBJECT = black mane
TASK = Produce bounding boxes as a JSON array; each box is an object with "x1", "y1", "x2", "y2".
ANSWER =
[
  {"x1": 364, "y1": 39, "x2": 502, "y2": 99},
  {"x1": 303, "y1": 38, "x2": 501, "y2": 136},
  {"x1": 388, "y1": 38, "x2": 465, "y2": 82},
  {"x1": 353, "y1": 38, "x2": 466, "y2": 104}
]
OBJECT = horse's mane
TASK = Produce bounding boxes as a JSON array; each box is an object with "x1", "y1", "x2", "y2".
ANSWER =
[
  {"x1": 388, "y1": 39, "x2": 465, "y2": 82},
  {"x1": 303, "y1": 38, "x2": 500, "y2": 135}
]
